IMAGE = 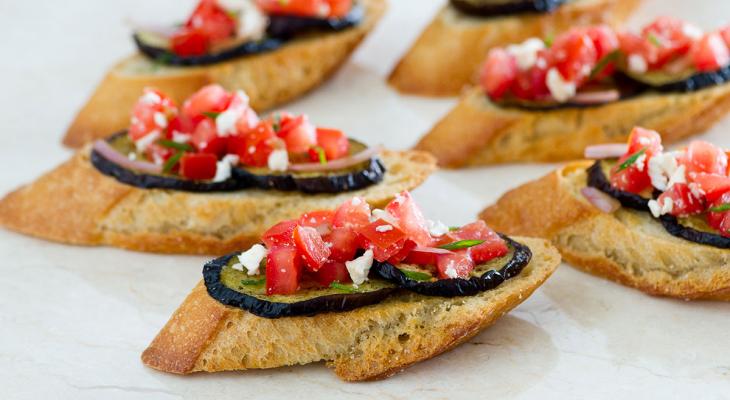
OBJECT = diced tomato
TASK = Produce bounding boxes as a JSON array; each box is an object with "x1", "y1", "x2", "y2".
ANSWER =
[
  {"x1": 228, "y1": 121, "x2": 277, "y2": 167},
  {"x1": 181, "y1": 84, "x2": 230, "y2": 120},
  {"x1": 691, "y1": 173, "x2": 730, "y2": 203},
  {"x1": 315, "y1": 128, "x2": 350, "y2": 160},
  {"x1": 326, "y1": 0, "x2": 352, "y2": 17},
  {"x1": 166, "y1": 114, "x2": 203, "y2": 139},
  {"x1": 385, "y1": 191, "x2": 432, "y2": 247},
  {"x1": 720, "y1": 26, "x2": 730, "y2": 48},
  {"x1": 324, "y1": 227, "x2": 359, "y2": 262},
  {"x1": 641, "y1": 16, "x2": 695, "y2": 68},
  {"x1": 584, "y1": 25, "x2": 619, "y2": 79},
  {"x1": 185, "y1": 0, "x2": 237, "y2": 42},
  {"x1": 683, "y1": 140, "x2": 728, "y2": 177},
  {"x1": 298, "y1": 210, "x2": 334, "y2": 235},
  {"x1": 511, "y1": 59, "x2": 549, "y2": 100},
  {"x1": 707, "y1": 191, "x2": 730, "y2": 236},
  {"x1": 403, "y1": 246, "x2": 452, "y2": 266},
  {"x1": 313, "y1": 261, "x2": 351, "y2": 287},
  {"x1": 690, "y1": 32, "x2": 730, "y2": 72},
  {"x1": 358, "y1": 220, "x2": 407, "y2": 250},
  {"x1": 190, "y1": 118, "x2": 227, "y2": 156},
  {"x1": 144, "y1": 143, "x2": 175, "y2": 166},
  {"x1": 480, "y1": 48, "x2": 518, "y2": 100},
  {"x1": 618, "y1": 31, "x2": 657, "y2": 66},
  {"x1": 448, "y1": 221, "x2": 508, "y2": 263},
  {"x1": 332, "y1": 197, "x2": 371, "y2": 230},
  {"x1": 265, "y1": 246, "x2": 302, "y2": 295},
  {"x1": 435, "y1": 252, "x2": 474, "y2": 280},
  {"x1": 387, "y1": 239, "x2": 417, "y2": 265},
  {"x1": 129, "y1": 88, "x2": 177, "y2": 141},
  {"x1": 179, "y1": 152, "x2": 217, "y2": 180},
  {"x1": 277, "y1": 114, "x2": 317, "y2": 153},
  {"x1": 235, "y1": 107, "x2": 260, "y2": 134},
  {"x1": 626, "y1": 126, "x2": 663, "y2": 156},
  {"x1": 293, "y1": 226, "x2": 330, "y2": 272},
  {"x1": 171, "y1": 27, "x2": 209, "y2": 56},
  {"x1": 658, "y1": 183, "x2": 704, "y2": 217},
  {"x1": 610, "y1": 159, "x2": 652, "y2": 194},
  {"x1": 551, "y1": 30, "x2": 598, "y2": 83},
  {"x1": 255, "y1": 0, "x2": 349, "y2": 18},
  {"x1": 262, "y1": 220, "x2": 298, "y2": 248}
]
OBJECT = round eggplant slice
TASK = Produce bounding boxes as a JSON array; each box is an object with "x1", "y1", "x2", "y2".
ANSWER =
[
  {"x1": 658, "y1": 214, "x2": 730, "y2": 248},
  {"x1": 133, "y1": 31, "x2": 283, "y2": 67},
  {"x1": 203, "y1": 252, "x2": 396, "y2": 318},
  {"x1": 373, "y1": 235, "x2": 532, "y2": 297},
  {"x1": 621, "y1": 65, "x2": 730, "y2": 93},
  {"x1": 586, "y1": 160, "x2": 651, "y2": 211},
  {"x1": 91, "y1": 132, "x2": 248, "y2": 192},
  {"x1": 266, "y1": 5, "x2": 364, "y2": 38},
  {"x1": 450, "y1": 0, "x2": 567, "y2": 16}
]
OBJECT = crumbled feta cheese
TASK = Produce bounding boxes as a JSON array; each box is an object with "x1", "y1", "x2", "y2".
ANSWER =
[
  {"x1": 231, "y1": 263, "x2": 244, "y2": 271},
  {"x1": 153, "y1": 112, "x2": 168, "y2": 129},
  {"x1": 235, "y1": 244, "x2": 268, "y2": 275},
  {"x1": 546, "y1": 68, "x2": 576, "y2": 102},
  {"x1": 506, "y1": 38, "x2": 545, "y2": 71},
  {"x1": 172, "y1": 131, "x2": 191, "y2": 144},
  {"x1": 628, "y1": 54, "x2": 648, "y2": 74},
  {"x1": 375, "y1": 224, "x2": 393, "y2": 233},
  {"x1": 371, "y1": 208, "x2": 397, "y2": 225},
  {"x1": 634, "y1": 153, "x2": 647, "y2": 172},
  {"x1": 215, "y1": 109, "x2": 240, "y2": 137},
  {"x1": 689, "y1": 183, "x2": 706, "y2": 199},
  {"x1": 444, "y1": 264, "x2": 458, "y2": 279},
  {"x1": 248, "y1": 146, "x2": 256, "y2": 154},
  {"x1": 345, "y1": 249, "x2": 374, "y2": 286},
  {"x1": 134, "y1": 130, "x2": 160, "y2": 152},
  {"x1": 140, "y1": 91, "x2": 161, "y2": 105},
  {"x1": 267, "y1": 149, "x2": 289, "y2": 171},
  {"x1": 682, "y1": 23, "x2": 703, "y2": 40},
  {"x1": 648, "y1": 197, "x2": 673, "y2": 218},
  {"x1": 316, "y1": 3, "x2": 330, "y2": 17},
  {"x1": 213, "y1": 154, "x2": 240, "y2": 182},
  {"x1": 427, "y1": 220, "x2": 449, "y2": 237},
  {"x1": 667, "y1": 164, "x2": 687, "y2": 189},
  {"x1": 648, "y1": 152, "x2": 682, "y2": 191},
  {"x1": 128, "y1": 152, "x2": 137, "y2": 161},
  {"x1": 351, "y1": 197, "x2": 362, "y2": 206}
]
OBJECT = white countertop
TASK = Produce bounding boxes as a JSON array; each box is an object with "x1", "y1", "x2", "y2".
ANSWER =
[{"x1": 1, "y1": 0, "x2": 730, "y2": 398}]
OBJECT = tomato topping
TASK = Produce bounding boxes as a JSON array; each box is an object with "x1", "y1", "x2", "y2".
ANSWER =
[
  {"x1": 191, "y1": 118, "x2": 227, "y2": 156},
  {"x1": 179, "y1": 152, "x2": 218, "y2": 180},
  {"x1": 171, "y1": 28, "x2": 209, "y2": 57},
  {"x1": 181, "y1": 84, "x2": 230, "y2": 120},
  {"x1": 683, "y1": 140, "x2": 728, "y2": 177},
  {"x1": 277, "y1": 114, "x2": 317, "y2": 153},
  {"x1": 690, "y1": 32, "x2": 730, "y2": 72},
  {"x1": 436, "y1": 253, "x2": 474, "y2": 280},
  {"x1": 707, "y1": 192, "x2": 730, "y2": 236},
  {"x1": 262, "y1": 220, "x2": 298, "y2": 248},
  {"x1": 618, "y1": 31, "x2": 658, "y2": 66},
  {"x1": 129, "y1": 88, "x2": 177, "y2": 141},
  {"x1": 448, "y1": 221, "x2": 508, "y2": 264},
  {"x1": 404, "y1": 247, "x2": 452, "y2": 266},
  {"x1": 658, "y1": 183, "x2": 704, "y2": 217},
  {"x1": 610, "y1": 127, "x2": 663, "y2": 193},
  {"x1": 256, "y1": 0, "x2": 351, "y2": 18},
  {"x1": 228, "y1": 121, "x2": 278, "y2": 167},
  {"x1": 480, "y1": 48, "x2": 518, "y2": 100},
  {"x1": 313, "y1": 261, "x2": 351, "y2": 286},
  {"x1": 584, "y1": 25, "x2": 619, "y2": 79},
  {"x1": 315, "y1": 128, "x2": 350, "y2": 160},
  {"x1": 298, "y1": 210, "x2": 334, "y2": 235},
  {"x1": 691, "y1": 173, "x2": 730, "y2": 203},
  {"x1": 332, "y1": 197, "x2": 371, "y2": 229},
  {"x1": 551, "y1": 30, "x2": 598, "y2": 83},
  {"x1": 293, "y1": 225, "x2": 331, "y2": 272},
  {"x1": 511, "y1": 55, "x2": 549, "y2": 99},
  {"x1": 387, "y1": 239, "x2": 417, "y2": 265},
  {"x1": 266, "y1": 246, "x2": 302, "y2": 295},
  {"x1": 185, "y1": 0, "x2": 237, "y2": 42},
  {"x1": 358, "y1": 220, "x2": 407, "y2": 251},
  {"x1": 324, "y1": 227, "x2": 359, "y2": 262},
  {"x1": 144, "y1": 143, "x2": 175, "y2": 165},
  {"x1": 385, "y1": 191, "x2": 432, "y2": 247}
]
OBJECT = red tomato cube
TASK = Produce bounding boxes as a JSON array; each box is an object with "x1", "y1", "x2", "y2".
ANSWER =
[
  {"x1": 385, "y1": 191, "x2": 432, "y2": 247},
  {"x1": 266, "y1": 246, "x2": 302, "y2": 295},
  {"x1": 179, "y1": 153, "x2": 217, "y2": 180},
  {"x1": 293, "y1": 225, "x2": 331, "y2": 272},
  {"x1": 324, "y1": 227, "x2": 359, "y2": 262},
  {"x1": 262, "y1": 220, "x2": 298, "y2": 248},
  {"x1": 315, "y1": 128, "x2": 350, "y2": 160},
  {"x1": 313, "y1": 260, "x2": 351, "y2": 286},
  {"x1": 436, "y1": 252, "x2": 474, "y2": 280},
  {"x1": 332, "y1": 197, "x2": 371, "y2": 230}
]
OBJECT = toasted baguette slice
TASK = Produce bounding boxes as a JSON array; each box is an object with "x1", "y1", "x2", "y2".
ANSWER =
[
  {"x1": 415, "y1": 84, "x2": 730, "y2": 167},
  {"x1": 62, "y1": 0, "x2": 386, "y2": 148},
  {"x1": 480, "y1": 162, "x2": 730, "y2": 300},
  {"x1": 141, "y1": 237, "x2": 559, "y2": 381},
  {"x1": 387, "y1": 0, "x2": 639, "y2": 96},
  {"x1": 0, "y1": 147, "x2": 434, "y2": 255}
]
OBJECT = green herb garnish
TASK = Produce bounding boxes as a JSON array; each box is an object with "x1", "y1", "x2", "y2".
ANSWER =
[
  {"x1": 272, "y1": 114, "x2": 282, "y2": 132},
  {"x1": 202, "y1": 111, "x2": 221, "y2": 119},
  {"x1": 152, "y1": 52, "x2": 174, "y2": 71},
  {"x1": 647, "y1": 33, "x2": 663, "y2": 47},
  {"x1": 163, "y1": 151, "x2": 184, "y2": 173},
  {"x1": 448, "y1": 226, "x2": 460, "y2": 232},
  {"x1": 589, "y1": 50, "x2": 619, "y2": 79},
  {"x1": 615, "y1": 147, "x2": 647, "y2": 172},
  {"x1": 710, "y1": 203, "x2": 730, "y2": 212},
  {"x1": 399, "y1": 269, "x2": 433, "y2": 281},
  {"x1": 158, "y1": 139, "x2": 193, "y2": 152},
  {"x1": 240, "y1": 277, "x2": 266, "y2": 286},
  {"x1": 312, "y1": 146, "x2": 327, "y2": 164},
  {"x1": 329, "y1": 282, "x2": 358, "y2": 293},
  {"x1": 544, "y1": 33, "x2": 554, "y2": 48},
  {"x1": 438, "y1": 239, "x2": 485, "y2": 250}
]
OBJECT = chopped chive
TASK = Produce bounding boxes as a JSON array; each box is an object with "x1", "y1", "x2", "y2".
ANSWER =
[
  {"x1": 329, "y1": 282, "x2": 358, "y2": 293},
  {"x1": 202, "y1": 111, "x2": 221, "y2": 119},
  {"x1": 163, "y1": 151, "x2": 184, "y2": 173},
  {"x1": 240, "y1": 277, "x2": 266, "y2": 286},
  {"x1": 312, "y1": 146, "x2": 327, "y2": 164},
  {"x1": 710, "y1": 203, "x2": 730, "y2": 212},
  {"x1": 272, "y1": 114, "x2": 282, "y2": 132},
  {"x1": 615, "y1": 147, "x2": 647, "y2": 172},
  {"x1": 589, "y1": 50, "x2": 619, "y2": 79},
  {"x1": 647, "y1": 33, "x2": 663, "y2": 47},
  {"x1": 448, "y1": 226, "x2": 460, "y2": 231},
  {"x1": 399, "y1": 269, "x2": 433, "y2": 281},
  {"x1": 158, "y1": 139, "x2": 193, "y2": 151},
  {"x1": 438, "y1": 239, "x2": 485, "y2": 250},
  {"x1": 543, "y1": 33, "x2": 554, "y2": 48}
]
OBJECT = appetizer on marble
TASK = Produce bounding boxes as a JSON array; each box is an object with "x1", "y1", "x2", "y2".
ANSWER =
[
  {"x1": 0, "y1": 86, "x2": 435, "y2": 255},
  {"x1": 482, "y1": 126, "x2": 730, "y2": 300},
  {"x1": 388, "y1": 0, "x2": 639, "y2": 96},
  {"x1": 416, "y1": 18, "x2": 730, "y2": 167},
  {"x1": 142, "y1": 192, "x2": 560, "y2": 380},
  {"x1": 63, "y1": 0, "x2": 386, "y2": 147}
]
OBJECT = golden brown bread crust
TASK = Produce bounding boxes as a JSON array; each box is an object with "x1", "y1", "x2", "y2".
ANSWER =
[
  {"x1": 416, "y1": 83, "x2": 730, "y2": 167},
  {"x1": 387, "y1": 0, "x2": 639, "y2": 96},
  {"x1": 62, "y1": 0, "x2": 386, "y2": 148},
  {"x1": 0, "y1": 148, "x2": 435, "y2": 255},
  {"x1": 480, "y1": 162, "x2": 730, "y2": 300},
  {"x1": 141, "y1": 237, "x2": 560, "y2": 381}
]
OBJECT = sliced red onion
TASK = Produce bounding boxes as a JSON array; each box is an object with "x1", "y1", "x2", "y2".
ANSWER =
[
  {"x1": 288, "y1": 145, "x2": 383, "y2": 172},
  {"x1": 410, "y1": 246, "x2": 453, "y2": 255},
  {"x1": 93, "y1": 140, "x2": 162, "y2": 174},
  {"x1": 581, "y1": 187, "x2": 620, "y2": 213},
  {"x1": 570, "y1": 89, "x2": 620, "y2": 104},
  {"x1": 584, "y1": 143, "x2": 628, "y2": 159}
]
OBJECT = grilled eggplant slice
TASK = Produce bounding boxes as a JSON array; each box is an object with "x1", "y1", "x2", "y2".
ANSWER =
[
  {"x1": 659, "y1": 214, "x2": 730, "y2": 248},
  {"x1": 622, "y1": 65, "x2": 730, "y2": 93},
  {"x1": 450, "y1": 0, "x2": 567, "y2": 16},
  {"x1": 203, "y1": 252, "x2": 396, "y2": 318},
  {"x1": 586, "y1": 160, "x2": 651, "y2": 210},
  {"x1": 374, "y1": 236, "x2": 532, "y2": 297},
  {"x1": 266, "y1": 4, "x2": 364, "y2": 38},
  {"x1": 133, "y1": 31, "x2": 283, "y2": 67}
]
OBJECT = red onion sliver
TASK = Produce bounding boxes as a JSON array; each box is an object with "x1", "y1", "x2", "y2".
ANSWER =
[
  {"x1": 288, "y1": 145, "x2": 383, "y2": 172},
  {"x1": 411, "y1": 246, "x2": 453, "y2": 255},
  {"x1": 581, "y1": 187, "x2": 620, "y2": 213},
  {"x1": 570, "y1": 89, "x2": 621, "y2": 104},
  {"x1": 584, "y1": 143, "x2": 629, "y2": 159},
  {"x1": 93, "y1": 140, "x2": 162, "y2": 174}
]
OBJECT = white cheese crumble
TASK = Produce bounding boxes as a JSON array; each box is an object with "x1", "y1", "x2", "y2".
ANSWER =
[
  {"x1": 648, "y1": 197, "x2": 674, "y2": 218},
  {"x1": 351, "y1": 197, "x2": 362, "y2": 206},
  {"x1": 267, "y1": 149, "x2": 289, "y2": 171},
  {"x1": 172, "y1": 131, "x2": 191, "y2": 144},
  {"x1": 546, "y1": 68, "x2": 576, "y2": 102},
  {"x1": 215, "y1": 109, "x2": 241, "y2": 137},
  {"x1": 153, "y1": 112, "x2": 168, "y2": 129},
  {"x1": 371, "y1": 208, "x2": 397, "y2": 225},
  {"x1": 628, "y1": 54, "x2": 648, "y2": 74},
  {"x1": 140, "y1": 91, "x2": 161, "y2": 105},
  {"x1": 648, "y1": 152, "x2": 682, "y2": 191},
  {"x1": 345, "y1": 249, "x2": 374, "y2": 286},
  {"x1": 134, "y1": 130, "x2": 160, "y2": 152},
  {"x1": 506, "y1": 38, "x2": 545, "y2": 71},
  {"x1": 128, "y1": 152, "x2": 137, "y2": 160},
  {"x1": 427, "y1": 220, "x2": 449, "y2": 237},
  {"x1": 231, "y1": 244, "x2": 268, "y2": 275},
  {"x1": 682, "y1": 23, "x2": 703, "y2": 40},
  {"x1": 375, "y1": 224, "x2": 393, "y2": 233},
  {"x1": 213, "y1": 154, "x2": 240, "y2": 182},
  {"x1": 667, "y1": 164, "x2": 687, "y2": 189},
  {"x1": 634, "y1": 153, "x2": 647, "y2": 172},
  {"x1": 444, "y1": 264, "x2": 458, "y2": 279}
]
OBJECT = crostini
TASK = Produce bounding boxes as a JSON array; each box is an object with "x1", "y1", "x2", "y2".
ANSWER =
[
  {"x1": 388, "y1": 0, "x2": 639, "y2": 96},
  {"x1": 63, "y1": 0, "x2": 386, "y2": 147},
  {"x1": 0, "y1": 85, "x2": 435, "y2": 255},
  {"x1": 142, "y1": 191, "x2": 560, "y2": 380},
  {"x1": 481, "y1": 126, "x2": 730, "y2": 300},
  {"x1": 416, "y1": 18, "x2": 730, "y2": 167}
]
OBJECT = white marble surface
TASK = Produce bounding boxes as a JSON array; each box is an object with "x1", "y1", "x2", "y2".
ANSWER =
[{"x1": 1, "y1": 0, "x2": 730, "y2": 398}]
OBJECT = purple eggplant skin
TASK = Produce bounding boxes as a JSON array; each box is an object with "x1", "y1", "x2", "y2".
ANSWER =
[
  {"x1": 450, "y1": 0, "x2": 567, "y2": 16},
  {"x1": 265, "y1": 4, "x2": 363, "y2": 39}
]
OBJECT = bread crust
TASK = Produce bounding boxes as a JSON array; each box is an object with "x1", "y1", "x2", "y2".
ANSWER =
[
  {"x1": 387, "y1": 0, "x2": 639, "y2": 96},
  {"x1": 480, "y1": 162, "x2": 730, "y2": 300},
  {"x1": 416, "y1": 83, "x2": 730, "y2": 167},
  {"x1": 141, "y1": 237, "x2": 560, "y2": 380},
  {"x1": 62, "y1": 0, "x2": 386, "y2": 148},
  {"x1": 0, "y1": 148, "x2": 435, "y2": 255}
]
